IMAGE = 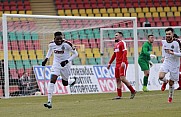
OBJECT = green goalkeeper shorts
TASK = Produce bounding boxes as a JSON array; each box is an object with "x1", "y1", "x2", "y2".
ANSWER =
[{"x1": 138, "y1": 58, "x2": 149, "y2": 71}]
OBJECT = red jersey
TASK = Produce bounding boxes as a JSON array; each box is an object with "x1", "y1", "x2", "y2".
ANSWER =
[{"x1": 109, "y1": 40, "x2": 128, "y2": 66}]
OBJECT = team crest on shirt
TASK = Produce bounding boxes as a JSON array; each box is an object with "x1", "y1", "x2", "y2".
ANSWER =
[
  {"x1": 171, "y1": 45, "x2": 174, "y2": 49},
  {"x1": 61, "y1": 45, "x2": 65, "y2": 50}
]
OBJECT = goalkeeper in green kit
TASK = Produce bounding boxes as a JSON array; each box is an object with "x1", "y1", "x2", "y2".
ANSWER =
[{"x1": 138, "y1": 34, "x2": 156, "y2": 92}]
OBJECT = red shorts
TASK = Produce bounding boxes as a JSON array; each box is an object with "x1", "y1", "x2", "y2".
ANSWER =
[{"x1": 115, "y1": 63, "x2": 128, "y2": 79}]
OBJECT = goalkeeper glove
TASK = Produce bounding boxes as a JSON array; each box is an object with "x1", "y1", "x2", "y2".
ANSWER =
[
  {"x1": 42, "y1": 58, "x2": 48, "y2": 66},
  {"x1": 60, "y1": 60, "x2": 69, "y2": 67}
]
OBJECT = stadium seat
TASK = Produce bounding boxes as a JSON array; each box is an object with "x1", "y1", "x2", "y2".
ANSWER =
[{"x1": 135, "y1": 8, "x2": 142, "y2": 13}]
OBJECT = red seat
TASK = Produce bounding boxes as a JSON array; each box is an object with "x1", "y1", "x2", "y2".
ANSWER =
[
  {"x1": 10, "y1": 6, "x2": 17, "y2": 11},
  {"x1": 70, "y1": 4, "x2": 77, "y2": 9},
  {"x1": 4, "y1": 6, "x2": 10, "y2": 11},
  {"x1": 150, "y1": 22, "x2": 156, "y2": 27},
  {"x1": 170, "y1": 21, "x2": 177, "y2": 26},
  {"x1": 25, "y1": 6, "x2": 31, "y2": 10},
  {"x1": 11, "y1": 41, "x2": 19, "y2": 50},
  {"x1": 153, "y1": 2, "x2": 160, "y2": 7},
  {"x1": 168, "y1": 17, "x2": 175, "y2": 21},
  {"x1": 175, "y1": 17, "x2": 181, "y2": 22},
  {"x1": 33, "y1": 40, "x2": 41, "y2": 49},
  {"x1": 57, "y1": 5, "x2": 63, "y2": 10},
  {"x1": 77, "y1": 3, "x2": 84, "y2": 9},
  {"x1": 17, "y1": 68, "x2": 24, "y2": 76},
  {"x1": 3, "y1": 1, "x2": 9, "y2": 6},
  {"x1": 140, "y1": 2, "x2": 146, "y2": 7},
  {"x1": 97, "y1": 3, "x2": 104, "y2": 8},
  {"x1": 18, "y1": 41, "x2": 26, "y2": 50},
  {"x1": 63, "y1": 4, "x2": 70, "y2": 9},
  {"x1": 17, "y1": 1, "x2": 23, "y2": 6},
  {"x1": 156, "y1": 22, "x2": 163, "y2": 26},
  {"x1": 133, "y1": 2, "x2": 139, "y2": 7},
  {"x1": 175, "y1": 1, "x2": 181, "y2": 6},
  {"x1": 160, "y1": 17, "x2": 167, "y2": 22},
  {"x1": 91, "y1": 3, "x2": 97, "y2": 9},
  {"x1": 163, "y1": 22, "x2": 170, "y2": 26},
  {"x1": 112, "y1": 3, "x2": 118, "y2": 8},
  {"x1": 9, "y1": 1, "x2": 16, "y2": 6},
  {"x1": 85, "y1": 3, "x2": 91, "y2": 9},
  {"x1": 55, "y1": 0, "x2": 61, "y2": 5},
  {"x1": 105, "y1": 3, "x2": 111, "y2": 8},
  {"x1": 10, "y1": 69, "x2": 18, "y2": 79},
  {"x1": 17, "y1": 5, "x2": 24, "y2": 11},
  {"x1": 24, "y1": 1, "x2": 30, "y2": 6}
]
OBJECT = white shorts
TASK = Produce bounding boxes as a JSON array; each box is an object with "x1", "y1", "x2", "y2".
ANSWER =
[
  {"x1": 50, "y1": 63, "x2": 71, "y2": 81},
  {"x1": 159, "y1": 63, "x2": 179, "y2": 82}
]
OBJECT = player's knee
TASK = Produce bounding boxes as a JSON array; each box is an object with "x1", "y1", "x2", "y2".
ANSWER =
[{"x1": 62, "y1": 79, "x2": 68, "y2": 86}]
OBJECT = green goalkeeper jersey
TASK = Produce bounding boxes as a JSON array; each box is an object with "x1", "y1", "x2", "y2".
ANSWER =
[{"x1": 139, "y1": 41, "x2": 152, "y2": 61}]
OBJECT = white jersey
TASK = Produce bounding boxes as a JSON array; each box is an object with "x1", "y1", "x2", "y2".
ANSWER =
[
  {"x1": 46, "y1": 40, "x2": 78, "y2": 67},
  {"x1": 162, "y1": 40, "x2": 181, "y2": 67}
]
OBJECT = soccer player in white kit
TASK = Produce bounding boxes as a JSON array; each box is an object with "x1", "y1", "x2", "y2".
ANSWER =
[
  {"x1": 42, "y1": 32, "x2": 78, "y2": 108},
  {"x1": 159, "y1": 28, "x2": 181, "y2": 103}
]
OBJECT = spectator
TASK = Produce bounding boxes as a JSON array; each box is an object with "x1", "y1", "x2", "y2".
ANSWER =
[{"x1": 19, "y1": 72, "x2": 31, "y2": 95}]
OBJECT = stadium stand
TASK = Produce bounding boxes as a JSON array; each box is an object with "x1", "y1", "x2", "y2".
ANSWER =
[{"x1": 0, "y1": 0, "x2": 181, "y2": 81}]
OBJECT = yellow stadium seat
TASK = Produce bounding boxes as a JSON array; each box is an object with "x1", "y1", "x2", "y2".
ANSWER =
[
  {"x1": 4, "y1": 11, "x2": 10, "y2": 14},
  {"x1": 171, "y1": 7, "x2": 177, "y2": 12},
  {"x1": 79, "y1": 9, "x2": 86, "y2": 14},
  {"x1": 178, "y1": 7, "x2": 181, "y2": 11},
  {"x1": 88, "y1": 14, "x2": 94, "y2": 17},
  {"x1": 116, "y1": 13, "x2": 123, "y2": 17},
  {"x1": 150, "y1": 7, "x2": 156, "y2": 12},
  {"x1": 124, "y1": 13, "x2": 130, "y2": 17},
  {"x1": 58, "y1": 10, "x2": 65, "y2": 15},
  {"x1": 0, "y1": 51, "x2": 4, "y2": 60},
  {"x1": 20, "y1": 50, "x2": 28, "y2": 60},
  {"x1": 92, "y1": 48, "x2": 99, "y2": 53},
  {"x1": 72, "y1": 9, "x2": 78, "y2": 15},
  {"x1": 86, "y1": 53, "x2": 93, "y2": 58},
  {"x1": 135, "y1": 8, "x2": 142, "y2": 13},
  {"x1": 28, "y1": 50, "x2": 36, "y2": 59},
  {"x1": 11, "y1": 10, "x2": 17, "y2": 14},
  {"x1": 138, "y1": 13, "x2": 145, "y2": 18},
  {"x1": 164, "y1": 7, "x2": 170, "y2": 12},
  {"x1": 19, "y1": 11, "x2": 25, "y2": 14},
  {"x1": 131, "y1": 13, "x2": 137, "y2": 17},
  {"x1": 109, "y1": 13, "x2": 116, "y2": 17},
  {"x1": 160, "y1": 12, "x2": 166, "y2": 17},
  {"x1": 12, "y1": 50, "x2": 21, "y2": 60},
  {"x1": 128, "y1": 8, "x2": 135, "y2": 13},
  {"x1": 157, "y1": 7, "x2": 163, "y2": 12},
  {"x1": 145, "y1": 12, "x2": 152, "y2": 17},
  {"x1": 80, "y1": 13, "x2": 87, "y2": 16},
  {"x1": 36, "y1": 50, "x2": 44, "y2": 59},
  {"x1": 107, "y1": 8, "x2": 113, "y2": 13},
  {"x1": 65, "y1": 10, "x2": 72, "y2": 15},
  {"x1": 95, "y1": 14, "x2": 101, "y2": 17},
  {"x1": 174, "y1": 11, "x2": 180, "y2": 17},
  {"x1": 93, "y1": 9, "x2": 99, "y2": 14},
  {"x1": 100, "y1": 8, "x2": 107, "y2": 14},
  {"x1": 102, "y1": 13, "x2": 108, "y2": 17},
  {"x1": 94, "y1": 53, "x2": 100, "y2": 58},
  {"x1": 167, "y1": 12, "x2": 173, "y2": 17},
  {"x1": 114, "y1": 8, "x2": 120, "y2": 13},
  {"x1": 142, "y1": 8, "x2": 149, "y2": 13},
  {"x1": 74, "y1": 14, "x2": 79, "y2": 16},
  {"x1": 26, "y1": 10, "x2": 32, "y2": 15},
  {"x1": 121, "y1": 8, "x2": 128, "y2": 13},
  {"x1": 86, "y1": 9, "x2": 93, "y2": 14},
  {"x1": 152, "y1": 12, "x2": 159, "y2": 17},
  {"x1": 0, "y1": 11, "x2": 3, "y2": 17}
]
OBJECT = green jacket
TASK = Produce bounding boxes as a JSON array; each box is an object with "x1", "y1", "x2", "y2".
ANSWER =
[{"x1": 138, "y1": 41, "x2": 152, "y2": 61}]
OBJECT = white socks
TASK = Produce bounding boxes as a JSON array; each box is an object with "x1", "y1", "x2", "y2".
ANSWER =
[
  {"x1": 48, "y1": 83, "x2": 54, "y2": 103},
  {"x1": 169, "y1": 85, "x2": 174, "y2": 98}
]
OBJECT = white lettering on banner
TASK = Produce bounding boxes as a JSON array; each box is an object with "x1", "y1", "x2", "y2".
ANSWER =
[
  {"x1": 93, "y1": 66, "x2": 114, "y2": 78},
  {"x1": 38, "y1": 81, "x2": 68, "y2": 94},
  {"x1": 98, "y1": 78, "x2": 117, "y2": 92}
]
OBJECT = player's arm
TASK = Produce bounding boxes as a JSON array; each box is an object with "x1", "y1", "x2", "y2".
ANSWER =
[
  {"x1": 142, "y1": 44, "x2": 150, "y2": 56},
  {"x1": 168, "y1": 42, "x2": 181, "y2": 57},
  {"x1": 107, "y1": 52, "x2": 116, "y2": 69},
  {"x1": 121, "y1": 42, "x2": 127, "y2": 67},
  {"x1": 42, "y1": 45, "x2": 53, "y2": 66},
  {"x1": 60, "y1": 42, "x2": 78, "y2": 67}
]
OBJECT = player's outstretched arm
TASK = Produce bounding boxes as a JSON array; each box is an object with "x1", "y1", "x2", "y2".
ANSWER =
[{"x1": 42, "y1": 58, "x2": 48, "y2": 66}]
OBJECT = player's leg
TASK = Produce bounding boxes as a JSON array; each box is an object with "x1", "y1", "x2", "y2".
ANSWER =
[
  {"x1": 159, "y1": 65, "x2": 168, "y2": 91},
  {"x1": 112, "y1": 67, "x2": 122, "y2": 100},
  {"x1": 168, "y1": 70, "x2": 179, "y2": 103},
  {"x1": 60, "y1": 65, "x2": 76, "y2": 86},
  {"x1": 44, "y1": 67, "x2": 60, "y2": 109},
  {"x1": 119, "y1": 64, "x2": 136, "y2": 99},
  {"x1": 138, "y1": 59, "x2": 149, "y2": 92}
]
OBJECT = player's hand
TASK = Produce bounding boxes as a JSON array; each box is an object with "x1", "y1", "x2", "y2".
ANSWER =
[
  {"x1": 168, "y1": 50, "x2": 174, "y2": 55},
  {"x1": 149, "y1": 61, "x2": 153, "y2": 68},
  {"x1": 121, "y1": 62, "x2": 125, "y2": 68},
  {"x1": 42, "y1": 58, "x2": 48, "y2": 66},
  {"x1": 107, "y1": 64, "x2": 111, "y2": 69},
  {"x1": 150, "y1": 54, "x2": 156, "y2": 59},
  {"x1": 60, "y1": 60, "x2": 69, "y2": 67},
  {"x1": 161, "y1": 57, "x2": 164, "y2": 63}
]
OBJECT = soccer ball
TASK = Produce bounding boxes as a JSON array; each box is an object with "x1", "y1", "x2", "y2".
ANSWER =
[{"x1": 35, "y1": 91, "x2": 42, "y2": 96}]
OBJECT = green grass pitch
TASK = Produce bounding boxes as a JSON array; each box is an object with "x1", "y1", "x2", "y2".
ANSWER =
[{"x1": 0, "y1": 90, "x2": 181, "y2": 117}]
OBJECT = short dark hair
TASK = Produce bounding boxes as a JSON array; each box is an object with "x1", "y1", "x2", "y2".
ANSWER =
[
  {"x1": 54, "y1": 32, "x2": 62, "y2": 37},
  {"x1": 148, "y1": 34, "x2": 154, "y2": 38},
  {"x1": 116, "y1": 32, "x2": 124, "y2": 36},
  {"x1": 165, "y1": 27, "x2": 174, "y2": 33},
  {"x1": 173, "y1": 34, "x2": 179, "y2": 39}
]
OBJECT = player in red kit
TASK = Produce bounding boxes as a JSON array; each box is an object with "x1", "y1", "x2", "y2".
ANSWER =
[{"x1": 107, "y1": 32, "x2": 136, "y2": 100}]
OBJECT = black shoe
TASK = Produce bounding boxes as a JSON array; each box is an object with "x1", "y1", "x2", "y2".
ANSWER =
[
  {"x1": 70, "y1": 77, "x2": 77, "y2": 86},
  {"x1": 130, "y1": 91, "x2": 136, "y2": 99},
  {"x1": 112, "y1": 96, "x2": 121, "y2": 100},
  {"x1": 44, "y1": 102, "x2": 52, "y2": 109}
]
